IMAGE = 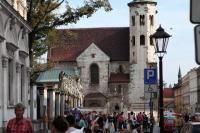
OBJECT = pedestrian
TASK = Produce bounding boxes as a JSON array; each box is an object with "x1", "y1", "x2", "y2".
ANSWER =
[
  {"x1": 174, "y1": 115, "x2": 183, "y2": 133},
  {"x1": 66, "y1": 115, "x2": 78, "y2": 133},
  {"x1": 51, "y1": 116, "x2": 69, "y2": 133},
  {"x1": 6, "y1": 103, "x2": 33, "y2": 133},
  {"x1": 180, "y1": 113, "x2": 190, "y2": 133},
  {"x1": 113, "y1": 112, "x2": 118, "y2": 132},
  {"x1": 79, "y1": 114, "x2": 87, "y2": 129}
]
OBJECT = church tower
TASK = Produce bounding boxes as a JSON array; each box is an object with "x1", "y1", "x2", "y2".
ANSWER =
[
  {"x1": 178, "y1": 66, "x2": 182, "y2": 83},
  {"x1": 128, "y1": 0, "x2": 157, "y2": 110}
]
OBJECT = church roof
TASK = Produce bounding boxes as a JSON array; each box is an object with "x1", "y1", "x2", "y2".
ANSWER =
[
  {"x1": 109, "y1": 73, "x2": 130, "y2": 83},
  {"x1": 164, "y1": 88, "x2": 174, "y2": 98},
  {"x1": 48, "y1": 27, "x2": 129, "y2": 62}
]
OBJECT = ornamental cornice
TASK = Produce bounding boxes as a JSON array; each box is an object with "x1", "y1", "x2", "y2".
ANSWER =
[
  {"x1": 0, "y1": 0, "x2": 32, "y2": 31},
  {"x1": 19, "y1": 50, "x2": 29, "y2": 58},
  {"x1": 0, "y1": 35, "x2": 5, "y2": 43},
  {"x1": 6, "y1": 42, "x2": 18, "y2": 52},
  {"x1": 2, "y1": 56, "x2": 8, "y2": 68},
  {"x1": 16, "y1": 62, "x2": 21, "y2": 73}
]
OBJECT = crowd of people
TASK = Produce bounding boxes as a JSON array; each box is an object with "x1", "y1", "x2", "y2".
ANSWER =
[
  {"x1": 61, "y1": 110, "x2": 152, "y2": 133},
  {"x1": 6, "y1": 103, "x2": 154, "y2": 133}
]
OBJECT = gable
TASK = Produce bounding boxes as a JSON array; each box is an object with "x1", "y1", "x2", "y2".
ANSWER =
[
  {"x1": 76, "y1": 43, "x2": 110, "y2": 62},
  {"x1": 48, "y1": 27, "x2": 129, "y2": 62}
]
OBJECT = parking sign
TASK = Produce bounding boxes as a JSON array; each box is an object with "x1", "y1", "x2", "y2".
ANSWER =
[
  {"x1": 194, "y1": 25, "x2": 200, "y2": 65},
  {"x1": 190, "y1": 0, "x2": 200, "y2": 24},
  {"x1": 144, "y1": 68, "x2": 157, "y2": 84}
]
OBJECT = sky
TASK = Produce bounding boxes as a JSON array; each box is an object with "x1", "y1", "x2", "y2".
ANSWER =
[{"x1": 66, "y1": 0, "x2": 198, "y2": 85}]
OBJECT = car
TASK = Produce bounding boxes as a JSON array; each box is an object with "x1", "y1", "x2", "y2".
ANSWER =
[
  {"x1": 181, "y1": 122, "x2": 200, "y2": 133},
  {"x1": 164, "y1": 117, "x2": 175, "y2": 132}
]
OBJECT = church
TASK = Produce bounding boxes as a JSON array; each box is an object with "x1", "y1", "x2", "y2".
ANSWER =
[{"x1": 37, "y1": 0, "x2": 158, "y2": 114}]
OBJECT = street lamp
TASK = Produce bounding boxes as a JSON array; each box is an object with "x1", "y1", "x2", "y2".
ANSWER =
[{"x1": 151, "y1": 25, "x2": 171, "y2": 133}]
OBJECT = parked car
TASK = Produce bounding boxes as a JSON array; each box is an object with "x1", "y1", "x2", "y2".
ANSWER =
[
  {"x1": 181, "y1": 122, "x2": 200, "y2": 133},
  {"x1": 164, "y1": 117, "x2": 175, "y2": 132}
]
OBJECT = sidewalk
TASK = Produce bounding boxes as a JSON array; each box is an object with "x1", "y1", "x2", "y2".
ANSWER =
[{"x1": 152, "y1": 123, "x2": 160, "y2": 133}]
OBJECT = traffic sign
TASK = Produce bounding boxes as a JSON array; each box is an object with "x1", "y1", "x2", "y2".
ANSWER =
[
  {"x1": 144, "y1": 68, "x2": 157, "y2": 84},
  {"x1": 144, "y1": 84, "x2": 157, "y2": 93},
  {"x1": 190, "y1": 0, "x2": 200, "y2": 24},
  {"x1": 194, "y1": 25, "x2": 200, "y2": 65}
]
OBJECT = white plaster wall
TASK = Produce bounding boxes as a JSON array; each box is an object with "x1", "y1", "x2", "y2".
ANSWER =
[
  {"x1": 77, "y1": 43, "x2": 110, "y2": 95},
  {"x1": 129, "y1": 2, "x2": 157, "y2": 109},
  {"x1": 109, "y1": 62, "x2": 129, "y2": 73},
  {"x1": 0, "y1": 1, "x2": 31, "y2": 128}
]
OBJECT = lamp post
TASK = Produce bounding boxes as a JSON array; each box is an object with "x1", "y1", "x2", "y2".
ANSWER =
[{"x1": 151, "y1": 25, "x2": 171, "y2": 133}]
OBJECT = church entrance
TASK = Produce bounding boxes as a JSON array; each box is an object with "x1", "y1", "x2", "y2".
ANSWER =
[{"x1": 83, "y1": 92, "x2": 107, "y2": 108}]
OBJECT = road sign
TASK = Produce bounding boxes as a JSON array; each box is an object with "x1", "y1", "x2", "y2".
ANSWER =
[
  {"x1": 144, "y1": 68, "x2": 157, "y2": 84},
  {"x1": 194, "y1": 25, "x2": 200, "y2": 64},
  {"x1": 144, "y1": 84, "x2": 157, "y2": 93},
  {"x1": 190, "y1": 0, "x2": 200, "y2": 24}
]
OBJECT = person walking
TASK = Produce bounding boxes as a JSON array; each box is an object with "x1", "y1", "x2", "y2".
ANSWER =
[
  {"x1": 51, "y1": 116, "x2": 69, "y2": 133},
  {"x1": 174, "y1": 115, "x2": 183, "y2": 133},
  {"x1": 6, "y1": 103, "x2": 33, "y2": 133}
]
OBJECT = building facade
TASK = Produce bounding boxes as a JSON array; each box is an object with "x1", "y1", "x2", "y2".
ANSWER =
[
  {"x1": 174, "y1": 67, "x2": 200, "y2": 114},
  {"x1": 45, "y1": 0, "x2": 158, "y2": 113},
  {"x1": 0, "y1": 0, "x2": 31, "y2": 132}
]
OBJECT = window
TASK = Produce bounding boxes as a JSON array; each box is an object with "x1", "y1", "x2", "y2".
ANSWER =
[
  {"x1": 140, "y1": 35, "x2": 145, "y2": 45},
  {"x1": 132, "y1": 16, "x2": 135, "y2": 26},
  {"x1": 90, "y1": 64, "x2": 99, "y2": 84},
  {"x1": 149, "y1": 15, "x2": 154, "y2": 26},
  {"x1": 150, "y1": 15, "x2": 154, "y2": 26},
  {"x1": 8, "y1": 58, "x2": 14, "y2": 105},
  {"x1": 119, "y1": 65, "x2": 124, "y2": 73},
  {"x1": 117, "y1": 85, "x2": 122, "y2": 94},
  {"x1": 150, "y1": 36, "x2": 154, "y2": 46},
  {"x1": 133, "y1": 52, "x2": 135, "y2": 57},
  {"x1": 132, "y1": 36, "x2": 135, "y2": 46},
  {"x1": 140, "y1": 15, "x2": 145, "y2": 25},
  {"x1": 21, "y1": 65, "x2": 25, "y2": 102}
]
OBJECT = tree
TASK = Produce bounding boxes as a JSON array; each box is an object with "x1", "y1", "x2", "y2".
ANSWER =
[{"x1": 26, "y1": 0, "x2": 112, "y2": 81}]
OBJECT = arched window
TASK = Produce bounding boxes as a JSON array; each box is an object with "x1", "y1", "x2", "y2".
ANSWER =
[
  {"x1": 132, "y1": 16, "x2": 135, "y2": 26},
  {"x1": 140, "y1": 35, "x2": 145, "y2": 45},
  {"x1": 149, "y1": 15, "x2": 154, "y2": 26},
  {"x1": 132, "y1": 36, "x2": 135, "y2": 46},
  {"x1": 90, "y1": 64, "x2": 99, "y2": 84},
  {"x1": 140, "y1": 15, "x2": 145, "y2": 25},
  {"x1": 150, "y1": 36, "x2": 154, "y2": 46}
]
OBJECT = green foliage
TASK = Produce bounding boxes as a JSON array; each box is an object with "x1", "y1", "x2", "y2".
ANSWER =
[
  {"x1": 27, "y1": 0, "x2": 112, "y2": 60},
  {"x1": 27, "y1": 0, "x2": 112, "y2": 81}
]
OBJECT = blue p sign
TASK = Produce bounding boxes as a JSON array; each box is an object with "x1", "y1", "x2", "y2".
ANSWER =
[{"x1": 144, "y1": 68, "x2": 157, "y2": 84}]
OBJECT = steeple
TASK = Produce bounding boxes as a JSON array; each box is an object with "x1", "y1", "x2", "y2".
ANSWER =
[{"x1": 178, "y1": 66, "x2": 182, "y2": 83}]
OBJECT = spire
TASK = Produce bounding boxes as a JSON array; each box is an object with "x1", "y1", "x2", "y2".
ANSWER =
[{"x1": 178, "y1": 66, "x2": 182, "y2": 83}]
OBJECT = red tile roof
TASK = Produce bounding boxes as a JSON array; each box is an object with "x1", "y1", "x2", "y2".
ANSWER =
[
  {"x1": 48, "y1": 27, "x2": 129, "y2": 62},
  {"x1": 164, "y1": 88, "x2": 174, "y2": 98},
  {"x1": 109, "y1": 73, "x2": 130, "y2": 83}
]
